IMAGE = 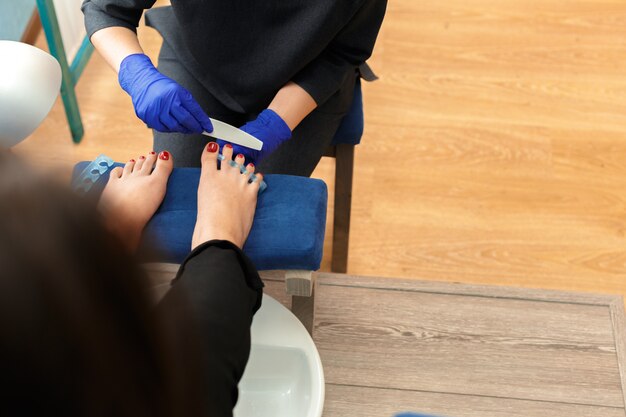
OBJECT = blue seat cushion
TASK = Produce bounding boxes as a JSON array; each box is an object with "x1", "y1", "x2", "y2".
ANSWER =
[
  {"x1": 331, "y1": 77, "x2": 364, "y2": 146},
  {"x1": 73, "y1": 162, "x2": 328, "y2": 271}
]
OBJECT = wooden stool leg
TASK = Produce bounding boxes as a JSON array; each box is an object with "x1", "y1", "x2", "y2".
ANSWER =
[
  {"x1": 332, "y1": 144, "x2": 354, "y2": 273},
  {"x1": 292, "y1": 290, "x2": 315, "y2": 335}
]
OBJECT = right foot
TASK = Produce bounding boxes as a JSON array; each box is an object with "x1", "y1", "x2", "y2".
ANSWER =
[
  {"x1": 99, "y1": 150, "x2": 174, "y2": 251},
  {"x1": 192, "y1": 142, "x2": 262, "y2": 249}
]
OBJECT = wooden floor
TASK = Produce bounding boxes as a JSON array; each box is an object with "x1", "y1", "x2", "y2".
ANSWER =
[
  {"x1": 264, "y1": 272, "x2": 626, "y2": 417},
  {"x1": 15, "y1": 1, "x2": 626, "y2": 301},
  {"x1": 146, "y1": 263, "x2": 626, "y2": 416}
]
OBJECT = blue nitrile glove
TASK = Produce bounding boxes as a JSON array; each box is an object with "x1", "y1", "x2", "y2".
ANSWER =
[
  {"x1": 217, "y1": 109, "x2": 291, "y2": 165},
  {"x1": 118, "y1": 53, "x2": 213, "y2": 134}
]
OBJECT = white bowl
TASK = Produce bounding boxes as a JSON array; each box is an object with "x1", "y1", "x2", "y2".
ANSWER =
[
  {"x1": 0, "y1": 41, "x2": 61, "y2": 148},
  {"x1": 235, "y1": 294, "x2": 325, "y2": 417}
]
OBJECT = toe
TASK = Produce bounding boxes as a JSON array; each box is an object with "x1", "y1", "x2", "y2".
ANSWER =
[
  {"x1": 134, "y1": 155, "x2": 146, "y2": 172},
  {"x1": 153, "y1": 150, "x2": 174, "y2": 178},
  {"x1": 140, "y1": 151, "x2": 158, "y2": 175},
  {"x1": 234, "y1": 153, "x2": 245, "y2": 167},
  {"x1": 201, "y1": 142, "x2": 219, "y2": 169},
  {"x1": 109, "y1": 166, "x2": 123, "y2": 180},
  {"x1": 249, "y1": 172, "x2": 263, "y2": 192},
  {"x1": 242, "y1": 162, "x2": 255, "y2": 182},
  {"x1": 221, "y1": 143, "x2": 234, "y2": 162},
  {"x1": 122, "y1": 159, "x2": 136, "y2": 177}
]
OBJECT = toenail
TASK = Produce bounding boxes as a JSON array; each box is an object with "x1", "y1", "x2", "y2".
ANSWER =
[
  {"x1": 225, "y1": 144, "x2": 233, "y2": 149},
  {"x1": 149, "y1": 151, "x2": 156, "y2": 155},
  {"x1": 139, "y1": 155, "x2": 145, "y2": 159},
  {"x1": 129, "y1": 159, "x2": 135, "y2": 163},
  {"x1": 207, "y1": 142, "x2": 218, "y2": 153},
  {"x1": 247, "y1": 163, "x2": 254, "y2": 168},
  {"x1": 236, "y1": 153, "x2": 244, "y2": 159},
  {"x1": 159, "y1": 151, "x2": 170, "y2": 161}
]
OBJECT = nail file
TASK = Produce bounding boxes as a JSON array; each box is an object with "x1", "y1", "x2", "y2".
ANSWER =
[
  {"x1": 203, "y1": 118, "x2": 263, "y2": 150},
  {"x1": 218, "y1": 153, "x2": 267, "y2": 193},
  {"x1": 72, "y1": 154, "x2": 115, "y2": 193}
]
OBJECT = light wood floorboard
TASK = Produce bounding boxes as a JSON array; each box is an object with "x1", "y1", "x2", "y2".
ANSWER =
[
  {"x1": 323, "y1": 384, "x2": 626, "y2": 417},
  {"x1": 314, "y1": 274, "x2": 626, "y2": 416}
]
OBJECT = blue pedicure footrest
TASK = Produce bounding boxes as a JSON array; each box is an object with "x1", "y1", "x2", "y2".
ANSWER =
[{"x1": 72, "y1": 161, "x2": 328, "y2": 271}]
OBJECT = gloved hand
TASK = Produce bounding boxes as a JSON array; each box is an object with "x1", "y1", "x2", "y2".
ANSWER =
[
  {"x1": 118, "y1": 53, "x2": 213, "y2": 134},
  {"x1": 218, "y1": 109, "x2": 292, "y2": 165}
]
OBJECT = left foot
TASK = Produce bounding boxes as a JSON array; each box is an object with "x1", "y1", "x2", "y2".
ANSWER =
[{"x1": 99, "y1": 151, "x2": 174, "y2": 250}]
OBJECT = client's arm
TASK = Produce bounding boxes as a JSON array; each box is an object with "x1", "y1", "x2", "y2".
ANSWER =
[{"x1": 158, "y1": 240, "x2": 262, "y2": 417}]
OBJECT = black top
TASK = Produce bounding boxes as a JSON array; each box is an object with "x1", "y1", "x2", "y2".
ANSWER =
[
  {"x1": 157, "y1": 240, "x2": 264, "y2": 417},
  {"x1": 81, "y1": 0, "x2": 387, "y2": 113}
]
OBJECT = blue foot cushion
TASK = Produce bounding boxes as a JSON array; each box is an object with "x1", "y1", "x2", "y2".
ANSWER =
[{"x1": 72, "y1": 162, "x2": 328, "y2": 271}]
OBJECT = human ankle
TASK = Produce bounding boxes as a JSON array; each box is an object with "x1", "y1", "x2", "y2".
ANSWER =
[{"x1": 192, "y1": 226, "x2": 243, "y2": 250}]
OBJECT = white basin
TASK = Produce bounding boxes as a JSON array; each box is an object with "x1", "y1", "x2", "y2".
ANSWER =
[{"x1": 234, "y1": 294, "x2": 324, "y2": 417}]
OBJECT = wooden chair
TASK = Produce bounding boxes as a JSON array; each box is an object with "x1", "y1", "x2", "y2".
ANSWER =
[{"x1": 325, "y1": 76, "x2": 366, "y2": 273}]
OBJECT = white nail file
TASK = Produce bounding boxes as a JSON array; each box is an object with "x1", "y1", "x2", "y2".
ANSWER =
[{"x1": 202, "y1": 118, "x2": 263, "y2": 150}]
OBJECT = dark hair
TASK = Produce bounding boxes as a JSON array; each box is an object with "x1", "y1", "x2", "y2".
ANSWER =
[{"x1": 0, "y1": 151, "x2": 205, "y2": 416}]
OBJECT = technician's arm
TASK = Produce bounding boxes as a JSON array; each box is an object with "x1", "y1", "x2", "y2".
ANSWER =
[
  {"x1": 82, "y1": 0, "x2": 213, "y2": 133},
  {"x1": 225, "y1": 0, "x2": 386, "y2": 164},
  {"x1": 268, "y1": 82, "x2": 317, "y2": 131},
  {"x1": 91, "y1": 26, "x2": 143, "y2": 73},
  {"x1": 82, "y1": 0, "x2": 155, "y2": 58},
  {"x1": 157, "y1": 240, "x2": 263, "y2": 417},
  {"x1": 292, "y1": 0, "x2": 387, "y2": 106}
]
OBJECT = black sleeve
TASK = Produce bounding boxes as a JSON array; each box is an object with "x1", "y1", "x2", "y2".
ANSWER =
[
  {"x1": 291, "y1": 0, "x2": 387, "y2": 106},
  {"x1": 81, "y1": 0, "x2": 158, "y2": 38},
  {"x1": 157, "y1": 240, "x2": 264, "y2": 417}
]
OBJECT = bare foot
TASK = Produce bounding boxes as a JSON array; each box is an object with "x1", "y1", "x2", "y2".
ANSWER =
[
  {"x1": 192, "y1": 142, "x2": 262, "y2": 249},
  {"x1": 99, "y1": 151, "x2": 174, "y2": 250}
]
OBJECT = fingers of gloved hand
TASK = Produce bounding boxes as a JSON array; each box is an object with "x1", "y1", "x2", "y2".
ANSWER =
[
  {"x1": 181, "y1": 91, "x2": 213, "y2": 133},
  {"x1": 171, "y1": 103, "x2": 203, "y2": 133},
  {"x1": 137, "y1": 106, "x2": 167, "y2": 132},
  {"x1": 158, "y1": 113, "x2": 191, "y2": 134}
]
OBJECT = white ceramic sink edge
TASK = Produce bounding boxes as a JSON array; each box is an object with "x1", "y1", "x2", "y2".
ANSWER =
[{"x1": 234, "y1": 295, "x2": 324, "y2": 417}]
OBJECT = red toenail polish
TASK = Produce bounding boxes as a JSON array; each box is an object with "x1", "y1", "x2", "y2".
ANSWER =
[
  {"x1": 139, "y1": 155, "x2": 145, "y2": 159},
  {"x1": 207, "y1": 142, "x2": 218, "y2": 153},
  {"x1": 129, "y1": 159, "x2": 135, "y2": 163},
  {"x1": 159, "y1": 151, "x2": 170, "y2": 161},
  {"x1": 225, "y1": 144, "x2": 233, "y2": 149},
  {"x1": 247, "y1": 163, "x2": 254, "y2": 168},
  {"x1": 236, "y1": 153, "x2": 244, "y2": 159},
  {"x1": 150, "y1": 151, "x2": 156, "y2": 155}
]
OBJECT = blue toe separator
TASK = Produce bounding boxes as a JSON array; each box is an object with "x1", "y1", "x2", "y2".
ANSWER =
[
  {"x1": 218, "y1": 153, "x2": 267, "y2": 193},
  {"x1": 72, "y1": 154, "x2": 115, "y2": 194}
]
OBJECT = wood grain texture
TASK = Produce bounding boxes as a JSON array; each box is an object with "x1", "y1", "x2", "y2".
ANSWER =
[
  {"x1": 610, "y1": 297, "x2": 626, "y2": 410},
  {"x1": 314, "y1": 275, "x2": 626, "y2": 413},
  {"x1": 14, "y1": 1, "x2": 626, "y2": 305},
  {"x1": 323, "y1": 384, "x2": 626, "y2": 417}
]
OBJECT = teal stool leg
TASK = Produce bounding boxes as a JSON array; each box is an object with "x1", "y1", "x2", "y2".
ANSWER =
[{"x1": 37, "y1": 0, "x2": 90, "y2": 143}]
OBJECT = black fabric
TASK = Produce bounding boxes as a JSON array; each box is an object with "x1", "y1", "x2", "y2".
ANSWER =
[
  {"x1": 81, "y1": 0, "x2": 386, "y2": 112},
  {"x1": 156, "y1": 240, "x2": 263, "y2": 417},
  {"x1": 153, "y1": 40, "x2": 358, "y2": 174}
]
